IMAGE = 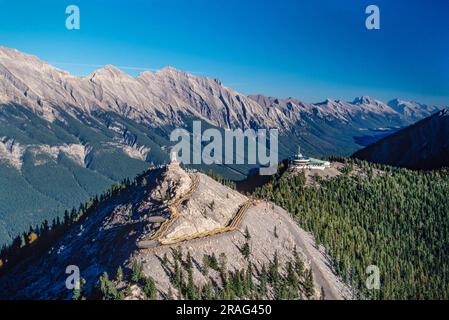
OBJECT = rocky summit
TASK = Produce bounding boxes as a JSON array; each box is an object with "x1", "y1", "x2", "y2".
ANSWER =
[{"x1": 0, "y1": 163, "x2": 351, "y2": 300}]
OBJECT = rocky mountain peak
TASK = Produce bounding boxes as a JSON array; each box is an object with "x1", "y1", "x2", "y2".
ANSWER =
[
  {"x1": 136, "y1": 70, "x2": 155, "y2": 82},
  {"x1": 89, "y1": 65, "x2": 133, "y2": 80},
  {"x1": 0, "y1": 163, "x2": 351, "y2": 299},
  {"x1": 353, "y1": 108, "x2": 449, "y2": 170},
  {"x1": 353, "y1": 95, "x2": 374, "y2": 104}
]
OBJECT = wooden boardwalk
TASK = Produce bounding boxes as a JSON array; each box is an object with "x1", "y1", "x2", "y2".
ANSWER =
[{"x1": 137, "y1": 174, "x2": 255, "y2": 249}]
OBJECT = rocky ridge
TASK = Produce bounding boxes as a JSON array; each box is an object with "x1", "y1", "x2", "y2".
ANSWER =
[{"x1": 0, "y1": 164, "x2": 351, "y2": 300}]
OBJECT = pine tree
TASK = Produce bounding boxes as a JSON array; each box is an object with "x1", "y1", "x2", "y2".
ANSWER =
[
  {"x1": 245, "y1": 262, "x2": 254, "y2": 296},
  {"x1": 72, "y1": 289, "x2": 81, "y2": 300},
  {"x1": 287, "y1": 261, "x2": 299, "y2": 290},
  {"x1": 244, "y1": 226, "x2": 251, "y2": 241},
  {"x1": 304, "y1": 269, "x2": 315, "y2": 299},
  {"x1": 185, "y1": 251, "x2": 193, "y2": 272},
  {"x1": 143, "y1": 276, "x2": 158, "y2": 300},
  {"x1": 259, "y1": 265, "x2": 268, "y2": 298},
  {"x1": 241, "y1": 242, "x2": 251, "y2": 260},
  {"x1": 202, "y1": 255, "x2": 210, "y2": 275},
  {"x1": 166, "y1": 286, "x2": 174, "y2": 300},
  {"x1": 99, "y1": 272, "x2": 119, "y2": 300},
  {"x1": 186, "y1": 269, "x2": 198, "y2": 299},
  {"x1": 219, "y1": 252, "x2": 227, "y2": 273},
  {"x1": 269, "y1": 251, "x2": 279, "y2": 281},
  {"x1": 293, "y1": 246, "x2": 304, "y2": 276},
  {"x1": 201, "y1": 281, "x2": 214, "y2": 300},
  {"x1": 209, "y1": 253, "x2": 219, "y2": 271},
  {"x1": 173, "y1": 258, "x2": 182, "y2": 290},
  {"x1": 131, "y1": 260, "x2": 143, "y2": 283},
  {"x1": 116, "y1": 266, "x2": 123, "y2": 282},
  {"x1": 162, "y1": 253, "x2": 169, "y2": 267}
]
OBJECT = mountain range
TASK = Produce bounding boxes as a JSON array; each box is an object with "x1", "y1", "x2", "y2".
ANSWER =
[{"x1": 0, "y1": 46, "x2": 444, "y2": 246}]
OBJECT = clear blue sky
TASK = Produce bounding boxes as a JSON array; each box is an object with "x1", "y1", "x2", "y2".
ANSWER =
[{"x1": 0, "y1": 0, "x2": 448, "y2": 105}]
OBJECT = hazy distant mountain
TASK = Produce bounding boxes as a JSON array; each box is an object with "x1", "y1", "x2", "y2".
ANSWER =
[
  {"x1": 387, "y1": 98, "x2": 441, "y2": 123},
  {"x1": 353, "y1": 109, "x2": 449, "y2": 170},
  {"x1": 0, "y1": 46, "x2": 443, "y2": 246},
  {"x1": 249, "y1": 94, "x2": 442, "y2": 151}
]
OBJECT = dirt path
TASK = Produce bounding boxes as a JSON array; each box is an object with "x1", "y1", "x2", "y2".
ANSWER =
[
  {"x1": 138, "y1": 171, "x2": 256, "y2": 249},
  {"x1": 160, "y1": 199, "x2": 254, "y2": 245},
  {"x1": 137, "y1": 173, "x2": 200, "y2": 249}
]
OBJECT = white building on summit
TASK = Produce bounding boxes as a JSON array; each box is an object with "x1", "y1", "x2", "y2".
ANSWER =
[{"x1": 289, "y1": 147, "x2": 331, "y2": 170}]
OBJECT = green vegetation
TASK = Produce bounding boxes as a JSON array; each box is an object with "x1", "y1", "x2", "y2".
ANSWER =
[
  {"x1": 254, "y1": 159, "x2": 449, "y2": 299},
  {"x1": 95, "y1": 261, "x2": 159, "y2": 300},
  {"x1": 0, "y1": 172, "x2": 140, "y2": 275},
  {"x1": 93, "y1": 245, "x2": 316, "y2": 300},
  {"x1": 0, "y1": 104, "x2": 171, "y2": 247}
]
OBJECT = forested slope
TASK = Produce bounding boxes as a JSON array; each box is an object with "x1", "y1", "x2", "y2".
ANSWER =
[{"x1": 254, "y1": 160, "x2": 449, "y2": 299}]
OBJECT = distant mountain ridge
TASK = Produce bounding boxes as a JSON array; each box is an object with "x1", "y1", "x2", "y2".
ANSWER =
[
  {"x1": 353, "y1": 109, "x2": 449, "y2": 170},
  {"x1": 387, "y1": 98, "x2": 441, "y2": 123},
  {"x1": 0, "y1": 46, "x2": 443, "y2": 133}
]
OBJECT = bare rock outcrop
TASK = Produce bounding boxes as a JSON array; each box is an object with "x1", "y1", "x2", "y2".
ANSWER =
[{"x1": 0, "y1": 164, "x2": 351, "y2": 300}]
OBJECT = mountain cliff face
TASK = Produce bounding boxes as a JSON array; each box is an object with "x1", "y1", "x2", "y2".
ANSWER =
[
  {"x1": 0, "y1": 47, "x2": 272, "y2": 130},
  {"x1": 0, "y1": 46, "x2": 441, "y2": 136},
  {"x1": 0, "y1": 46, "x2": 443, "y2": 246},
  {"x1": 353, "y1": 109, "x2": 449, "y2": 170},
  {"x1": 0, "y1": 164, "x2": 351, "y2": 300}
]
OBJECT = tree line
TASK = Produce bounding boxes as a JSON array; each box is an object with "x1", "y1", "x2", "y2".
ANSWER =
[
  {"x1": 254, "y1": 159, "x2": 449, "y2": 299},
  {"x1": 90, "y1": 236, "x2": 318, "y2": 300},
  {"x1": 0, "y1": 174, "x2": 139, "y2": 274}
]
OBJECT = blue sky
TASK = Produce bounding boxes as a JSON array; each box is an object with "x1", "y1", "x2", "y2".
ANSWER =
[{"x1": 0, "y1": 0, "x2": 448, "y2": 105}]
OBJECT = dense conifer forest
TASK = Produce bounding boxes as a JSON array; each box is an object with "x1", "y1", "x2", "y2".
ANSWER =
[{"x1": 254, "y1": 159, "x2": 449, "y2": 299}]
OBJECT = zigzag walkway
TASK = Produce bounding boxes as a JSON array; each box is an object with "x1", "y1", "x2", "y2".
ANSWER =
[
  {"x1": 137, "y1": 173, "x2": 255, "y2": 249},
  {"x1": 137, "y1": 173, "x2": 199, "y2": 249},
  {"x1": 159, "y1": 199, "x2": 254, "y2": 245}
]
